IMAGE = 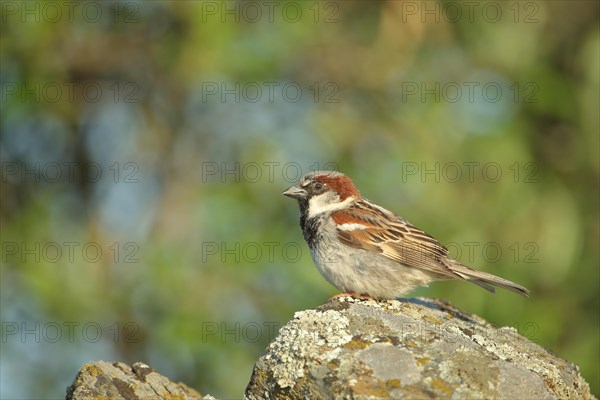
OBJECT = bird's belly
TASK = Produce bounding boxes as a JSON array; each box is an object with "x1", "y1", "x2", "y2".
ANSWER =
[{"x1": 310, "y1": 244, "x2": 434, "y2": 300}]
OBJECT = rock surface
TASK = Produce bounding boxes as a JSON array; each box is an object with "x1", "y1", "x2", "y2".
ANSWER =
[
  {"x1": 67, "y1": 361, "x2": 205, "y2": 399},
  {"x1": 245, "y1": 296, "x2": 594, "y2": 399}
]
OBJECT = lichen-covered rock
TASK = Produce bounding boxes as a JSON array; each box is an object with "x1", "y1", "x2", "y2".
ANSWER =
[
  {"x1": 66, "y1": 361, "x2": 205, "y2": 399},
  {"x1": 245, "y1": 297, "x2": 594, "y2": 399}
]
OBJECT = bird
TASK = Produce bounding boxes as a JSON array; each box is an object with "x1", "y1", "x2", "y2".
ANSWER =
[{"x1": 282, "y1": 170, "x2": 529, "y2": 300}]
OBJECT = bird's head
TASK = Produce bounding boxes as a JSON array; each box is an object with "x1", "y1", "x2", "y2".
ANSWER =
[{"x1": 282, "y1": 171, "x2": 360, "y2": 218}]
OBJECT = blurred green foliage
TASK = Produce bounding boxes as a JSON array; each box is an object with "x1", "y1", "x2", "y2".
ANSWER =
[{"x1": 1, "y1": 1, "x2": 598, "y2": 398}]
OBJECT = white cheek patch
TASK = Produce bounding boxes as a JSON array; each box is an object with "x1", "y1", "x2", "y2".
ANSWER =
[
  {"x1": 308, "y1": 194, "x2": 356, "y2": 219},
  {"x1": 337, "y1": 223, "x2": 367, "y2": 231}
]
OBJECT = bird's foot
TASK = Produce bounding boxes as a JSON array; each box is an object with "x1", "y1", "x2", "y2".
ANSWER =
[{"x1": 328, "y1": 292, "x2": 376, "y2": 302}]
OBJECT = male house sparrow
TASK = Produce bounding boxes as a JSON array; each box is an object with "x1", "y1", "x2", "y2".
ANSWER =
[{"x1": 283, "y1": 171, "x2": 529, "y2": 300}]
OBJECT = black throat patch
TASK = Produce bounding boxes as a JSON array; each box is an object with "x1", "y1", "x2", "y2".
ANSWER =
[{"x1": 299, "y1": 201, "x2": 322, "y2": 249}]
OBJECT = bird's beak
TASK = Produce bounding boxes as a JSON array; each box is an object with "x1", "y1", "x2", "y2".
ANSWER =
[{"x1": 282, "y1": 185, "x2": 307, "y2": 200}]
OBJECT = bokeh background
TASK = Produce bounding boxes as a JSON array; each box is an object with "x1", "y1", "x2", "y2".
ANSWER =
[{"x1": 1, "y1": 1, "x2": 598, "y2": 398}]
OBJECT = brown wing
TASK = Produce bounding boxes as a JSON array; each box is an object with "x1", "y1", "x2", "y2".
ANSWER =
[{"x1": 332, "y1": 199, "x2": 463, "y2": 280}]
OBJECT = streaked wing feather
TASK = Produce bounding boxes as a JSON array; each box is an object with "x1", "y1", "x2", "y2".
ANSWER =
[{"x1": 334, "y1": 200, "x2": 461, "y2": 279}]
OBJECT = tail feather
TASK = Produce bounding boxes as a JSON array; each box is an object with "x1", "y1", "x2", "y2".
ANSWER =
[
  {"x1": 469, "y1": 279, "x2": 496, "y2": 294},
  {"x1": 448, "y1": 261, "x2": 530, "y2": 297}
]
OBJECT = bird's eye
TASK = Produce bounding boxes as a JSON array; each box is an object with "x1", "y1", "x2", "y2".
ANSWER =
[{"x1": 314, "y1": 182, "x2": 323, "y2": 190}]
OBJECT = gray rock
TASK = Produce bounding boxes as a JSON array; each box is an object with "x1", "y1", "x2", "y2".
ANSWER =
[
  {"x1": 67, "y1": 361, "x2": 206, "y2": 399},
  {"x1": 245, "y1": 297, "x2": 594, "y2": 399}
]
